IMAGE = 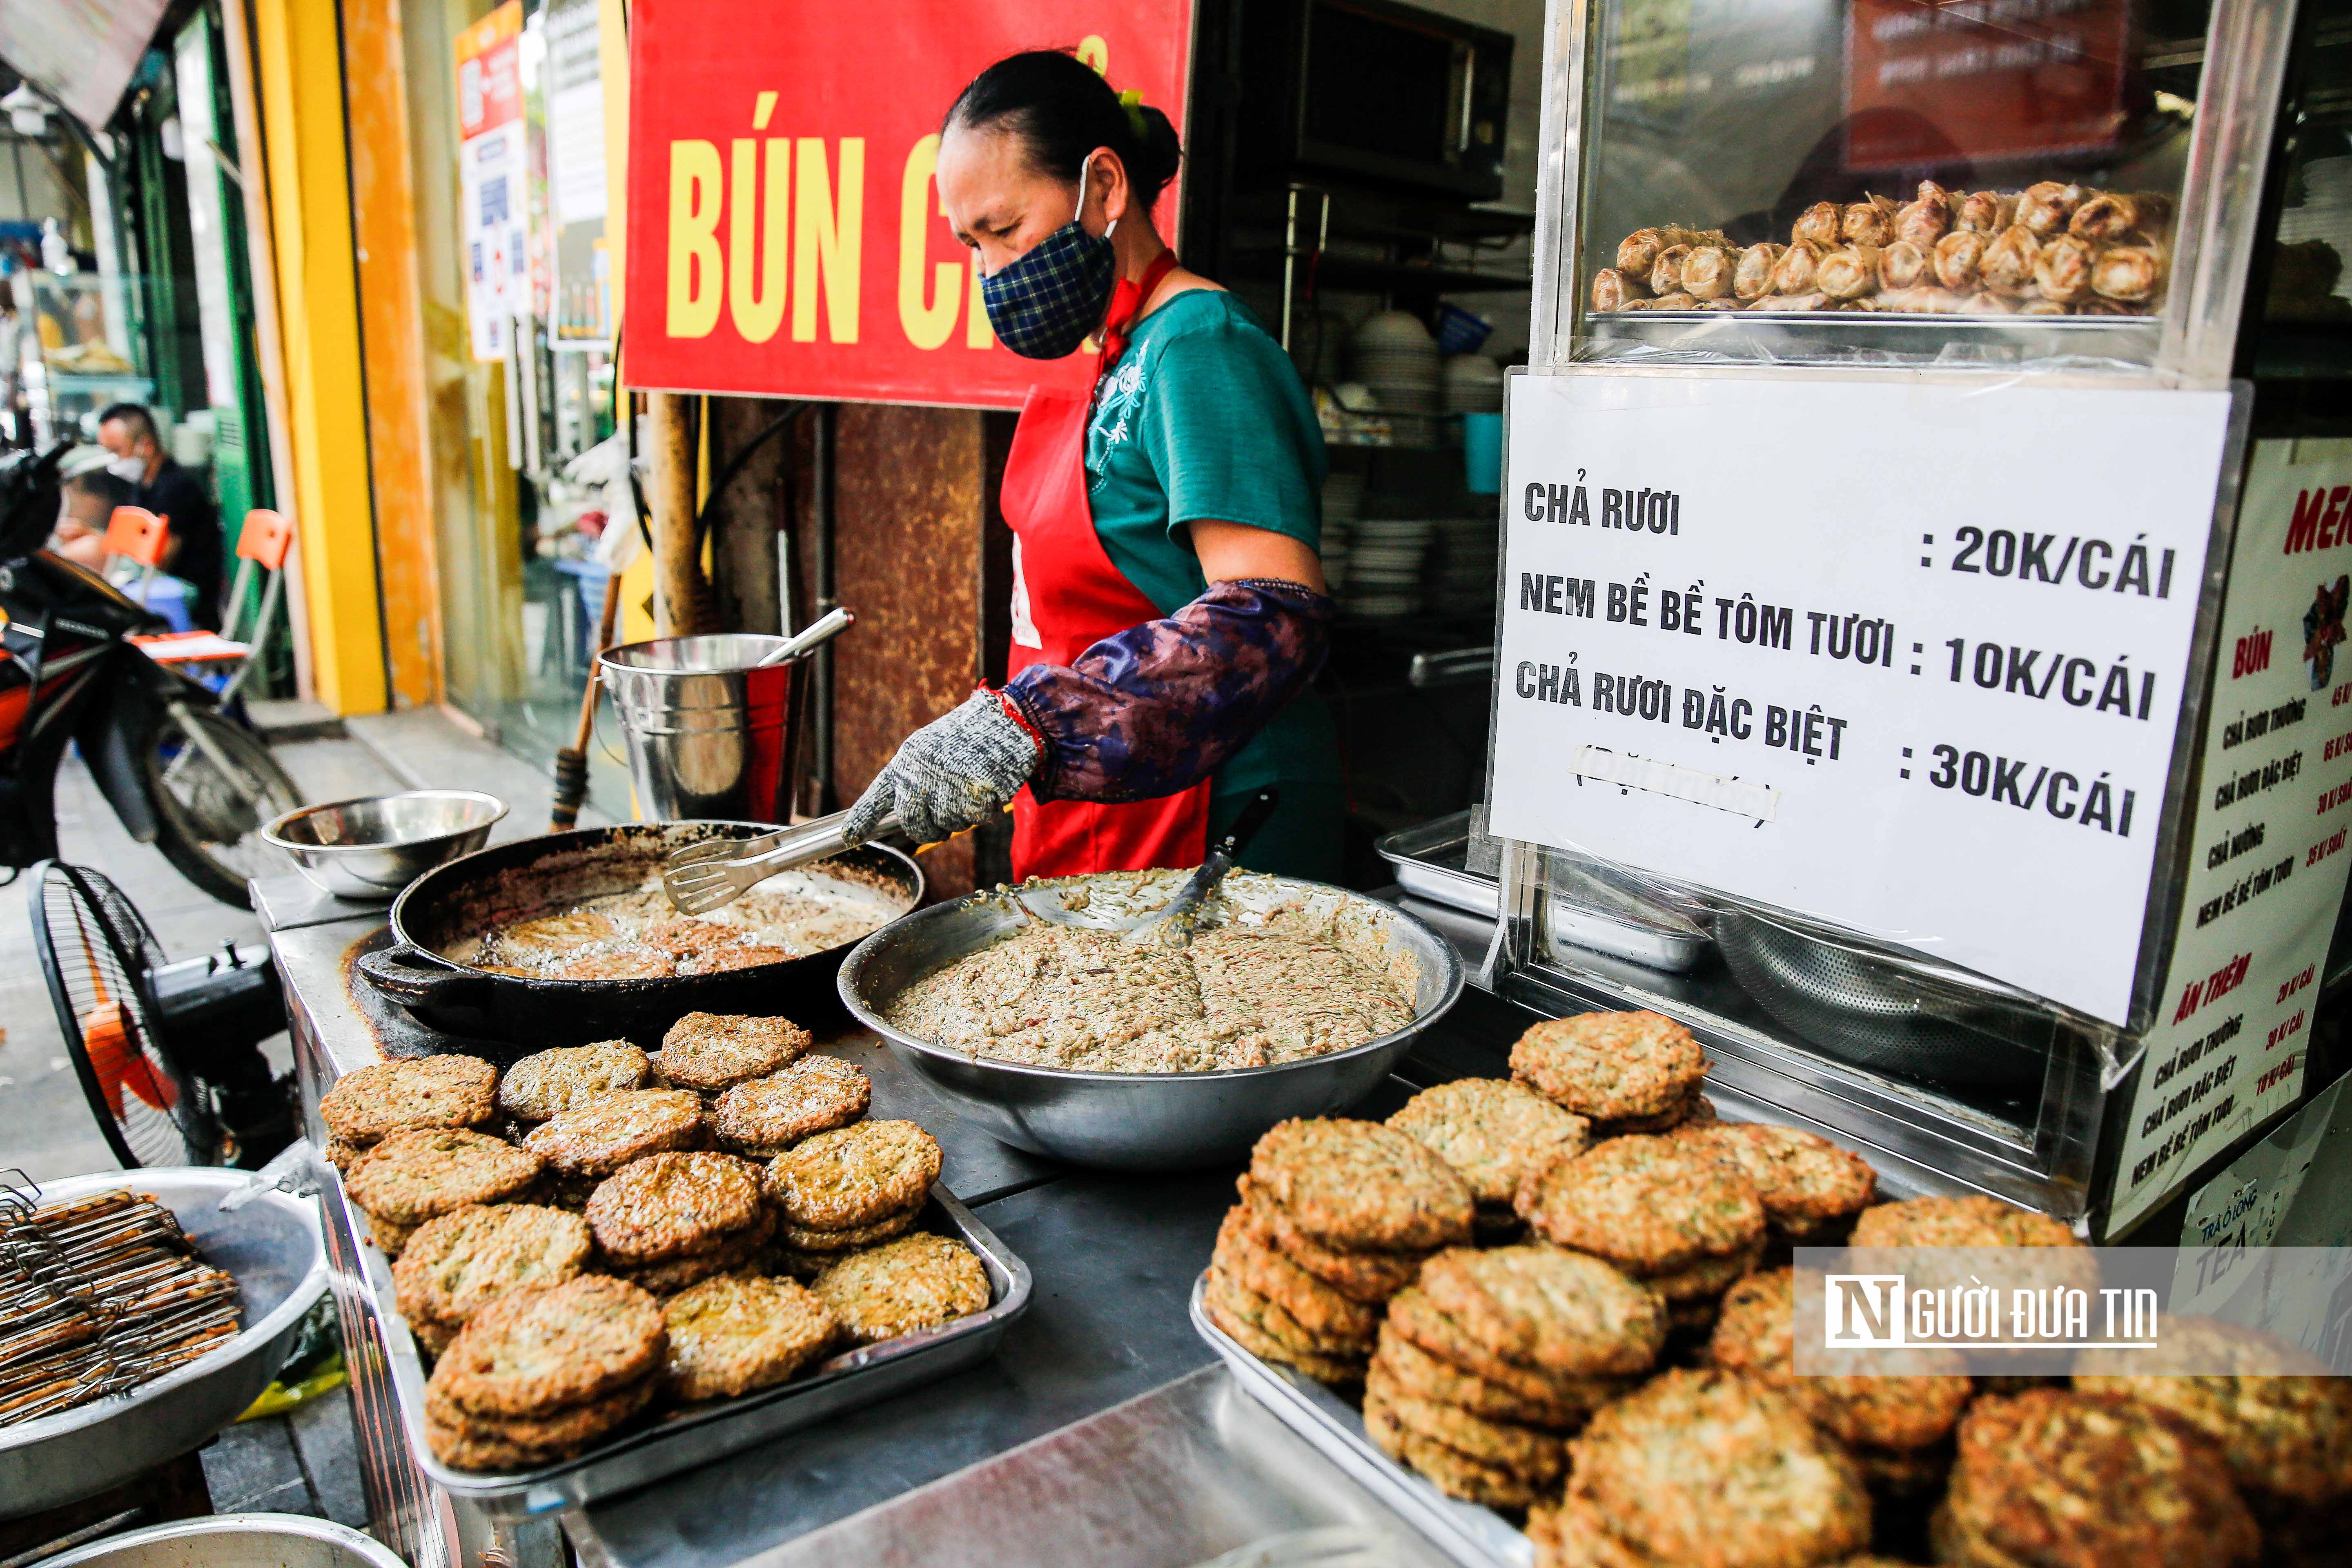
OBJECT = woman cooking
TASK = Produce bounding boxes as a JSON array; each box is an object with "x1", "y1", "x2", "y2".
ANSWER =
[{"x1": 841, "y1": 50, "x2": 1343, "y2": 882}]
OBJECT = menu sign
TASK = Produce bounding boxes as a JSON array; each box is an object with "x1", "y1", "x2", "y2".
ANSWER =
[
  {"x1": 1489, "y1": 372, "x2": 2235, "y2": 1026},
  {"x1": 623, "y1": 0, "x2": 1192, "y2": 406},
  {"x1": 2106, "y1": 439, "x2": 2352, "y2": 1232},
  {"x1": 456, "y1": 2, "x2": 527, "y2": 363},
  {"x1": 1845, "y1": 0, "x2": 2131, "y2": 170}
]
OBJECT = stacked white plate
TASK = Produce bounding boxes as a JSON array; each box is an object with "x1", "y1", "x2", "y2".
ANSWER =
[
  {"x1": 1429, "y1": 516, "x2": 1501, "y2": 616},
  {"x1": 1442, "y1": 353, "x2": 1505, "y2": 415},
  {"x1": 1345, "y1": 517, "x2": 1432, "y2": 618},
  {"x1": 1352, "y1": 312, "x2": 1440, "y2": 422},
  {"x1": 1320, "y1": 472, "x2": 1364, "y2": 597}
]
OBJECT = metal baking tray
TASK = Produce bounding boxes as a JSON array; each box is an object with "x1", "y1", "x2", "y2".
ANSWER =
[
  {"x1": 324, "y1": 1167, "x2": 1033, "y2": 1517},
  {"x1": 1375, "y1": 813, "x2": 1709, "y2": 974},
  {"x1": 1189, "y1": 1276, "x2": 1531, "y2": 1568}
]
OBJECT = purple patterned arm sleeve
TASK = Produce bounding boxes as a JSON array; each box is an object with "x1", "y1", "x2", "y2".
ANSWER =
[{"x1": 1003, "y1": 578, "x2": 1335, "y2": 804}]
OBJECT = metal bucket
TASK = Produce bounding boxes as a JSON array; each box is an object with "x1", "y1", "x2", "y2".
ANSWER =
[{"x1": 600, "y1": 635, "x2": 802, "y2": 822}]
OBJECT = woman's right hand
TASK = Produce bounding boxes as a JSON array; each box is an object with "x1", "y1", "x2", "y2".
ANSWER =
[{"x1": 841, "y1": 690, "x2": 1042, "y2": 848}]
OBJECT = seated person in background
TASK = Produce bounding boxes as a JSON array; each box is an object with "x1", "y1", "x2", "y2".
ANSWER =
[
  {"x1": 97, "y1": 402, "x2": 221, "y2": 630},
  {"x1": 50, "y1": 466, "x2": 127, "y2": 573}
]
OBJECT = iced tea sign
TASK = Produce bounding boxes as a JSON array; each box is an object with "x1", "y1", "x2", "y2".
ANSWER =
[
  {"x1": 623, "y1": 0, "x2": 1193, "y2": 406},
  {"x1": 1490, "y1": 372, "x2": 2237, "y2": 1027}
]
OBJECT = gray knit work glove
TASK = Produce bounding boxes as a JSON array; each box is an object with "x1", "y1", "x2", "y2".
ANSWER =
[{"x1": 842, "y1": 690, "x2": 1041, "y2": 848}]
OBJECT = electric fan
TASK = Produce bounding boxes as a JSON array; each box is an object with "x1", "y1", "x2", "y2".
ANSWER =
[{"x1": 29, "y1": 861, "x2": 294, "y2": 1169}]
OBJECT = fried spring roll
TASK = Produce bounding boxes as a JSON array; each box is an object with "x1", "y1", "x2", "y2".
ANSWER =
[
  {"x1": 1815, "y1": 244, "x2": 1883, "y2": 301},
  {"x1": 1962, "y1": 290, "x2": 2019, "y2": 315},
  {"x1": 1791, "y1": 202, "x2": 1843, "y2": 248},
  {"x1": 1734, "y1": 243, "x2": 1786, "y2": 301},
  {"x1": 1979, "y1": 225, "x2": 2042, "y2": 294},
  {"x1": 1753, "y1": 292, "x2": 1830, "y2": 312},
  {"x1": 2078, "y1": 297, "x2": 2146, "y2": 316},
  {"x1": 1680, "y1": 245, "x2": 1741, "y2": 300},
  {"x1": 1648, "y1": 292, "x2": 1699, "y2": 311},
  {"x1": 1771, "y1": 240, "x2": 1824, "y2": 295},
  {"x1": 1616, "y1": 226, "x2": 1728, "y2": 277},
  {"x1": 1876, "y1": 286, "x2": 1971, "y2": 314},
  {"x1": 2033, "y1": 234, "x2": 2099, "y2": 304},
  {"x1": 1896, "y1": 181, "x2": 1952, "y2": 245},
  {"x1": 1878, "y1": 239, "x2": 1933, "y2": 291},
  {"x1": 2070, "y1": 191, "x2": 2176, "y2": 242},
  {"x1": 1649, "y1": 244, "x2": 1695, "y2": 296},
  {"x1": 1699, "y1": 298, "x2": 1750, "y2": 312},
  {"x1": 2091, "y1": 241, "x2": 2167, "y2": 303},
  {"x1": 1591, "y1": 268, "x2": 1650, "y2": 311},
  {"x1": 2016, "y1": 294, "x2": 2070, "y2": 316},
  {"x1": 1955, "y1": 191, "x2": 2017, "y2": 234},
  {"x1": 2016, "y1": 182, "x2": 2085, "y2": 236},
  {"x1": 1933, "y1": 229, "x2": 1988, "y2": 290},
  {"x1": 1843, "y1": 195, "x2": 1899, "y2": 247}
]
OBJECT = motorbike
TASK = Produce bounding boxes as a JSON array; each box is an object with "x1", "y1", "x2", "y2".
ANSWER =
[{"x1": 0, "y1": 442, "x2": 300, "y2": 904}]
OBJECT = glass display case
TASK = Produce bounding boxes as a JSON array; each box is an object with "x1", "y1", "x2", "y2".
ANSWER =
[
  {"x1": 1529, "y1": 0, "x2": 2294, "y2": 381},
  {"x1": 1479, "y1": 0, "x2": 2321, "y2": 1234},
  {"x1": 13, "y1": 271, "x2": 156, "y2": 443}
]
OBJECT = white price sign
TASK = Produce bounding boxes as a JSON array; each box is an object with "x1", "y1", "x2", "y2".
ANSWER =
[
  {"x1": 2106, "y1": 437, "x2": 2352, "y2": 1232},
  {"x1": 1490, "y1": 372, "x2": 2237, "y2": 1025}
]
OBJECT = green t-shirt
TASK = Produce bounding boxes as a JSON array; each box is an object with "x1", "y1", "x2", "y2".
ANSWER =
[{"x1": 1083, "y1": 289, "x2": 1342, "y2": 798}]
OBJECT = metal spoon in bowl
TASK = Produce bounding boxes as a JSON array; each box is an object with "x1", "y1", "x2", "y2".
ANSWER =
[{"x1": 1013, "y1": 788, "x2": 1281, "y2": 947}]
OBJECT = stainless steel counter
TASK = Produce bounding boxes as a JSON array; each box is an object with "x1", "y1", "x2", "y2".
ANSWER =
[{"x1": 263, "y1": 877, "x2": 1477, "y2": 1568}]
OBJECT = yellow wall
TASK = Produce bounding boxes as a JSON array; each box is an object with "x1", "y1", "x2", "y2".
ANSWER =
[{"x1": 249, "y1": 0, "x2": 389, "y2": 714}]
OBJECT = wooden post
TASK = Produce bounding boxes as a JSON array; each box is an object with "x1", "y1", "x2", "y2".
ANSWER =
[{"x1": 646, "y1": 390, "x2": 702, "y2": 637}]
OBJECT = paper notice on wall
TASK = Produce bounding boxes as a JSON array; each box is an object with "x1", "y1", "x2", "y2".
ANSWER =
[
  {"x1": 2105, "y1": 439, "x2": 2352, "y2": 1233},
  {"x1": 1489, "y1": 371, "x2": 2236, "y2": 1026},
  {"x1": 456, "y1": 1, "x2": 526, "y2": 363},
  {"x1": 545, "y1": 0, "x2": 606, "y2": 226}
]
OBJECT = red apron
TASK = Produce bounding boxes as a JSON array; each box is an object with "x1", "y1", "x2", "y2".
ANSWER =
[{"x1": 1002, "y1": 252, "x2": 1208, "y2": 880}]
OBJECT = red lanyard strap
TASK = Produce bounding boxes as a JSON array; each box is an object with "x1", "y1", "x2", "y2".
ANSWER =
[{"x1": 1097, "y1": 251, "x2": 1180, "y2": 378}]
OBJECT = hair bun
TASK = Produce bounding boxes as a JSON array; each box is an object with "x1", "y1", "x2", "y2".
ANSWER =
[{"x1": 1137, "y1": 105, "x2": 1183, "y2": 194}]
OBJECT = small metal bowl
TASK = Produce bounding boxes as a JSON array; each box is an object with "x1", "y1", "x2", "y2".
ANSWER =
[
  {"x1": 39, "y1": 1514, "x2": 408, "y2": 1568},
  {"x1": 839, "y1": 872, "x2": 1464, "y2": 1172},
  {"x1": 263, "y1": 789, "x2": 508, "y2": 900}
]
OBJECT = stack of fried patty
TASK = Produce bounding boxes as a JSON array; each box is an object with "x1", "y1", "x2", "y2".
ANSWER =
[
  {"x1": 392, "y1": 1203, "x2": 593, "y2": 1356},
  {"x1": 1708, "y1": 1267, "x2": 1975, "y2": 1503},
  {"x1": 1370, "y1": 1246, "x2": 1660, "y2": 1508},
  {"x1": 650, "y1": 1011, "x2": 811, "y2": 1096},
  {"x1": 585, "y1": 1151, "x2": 778, "y2": 1294},
  {"x1": 343, "y1": 1127, "x2": 542, "y2": 1258},
  {"x1": 1205, "y1": 1118, "x2": 1474, "y2": 1384},
  {"x1": 1509, "y1": 1010, "x2": 1714, "y2": 1137},
  {"x1": 424, "y1": 1274, "x2": 668, "y2": 1471},
  {"x1": 762, "y1": 1119, "x2": 943, "y2": 1278},
  {"x1": 319, "y1": 1055, "x2": 501, "y2": 1180},
  {"x1": 1515, "y1": 1133, "x2": 1766, "y2": 1340},
  {"x1": 331, "y1": 1021, "x2": 997, "y2": 1473},
  {"x1": 1388, "y1": 1078, "x2": 1590, "y2": 1240}
]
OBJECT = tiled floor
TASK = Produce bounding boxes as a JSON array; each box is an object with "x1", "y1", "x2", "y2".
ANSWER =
[{"x1": 0, "y1": 703, "x2": 613, "y2": 1533}]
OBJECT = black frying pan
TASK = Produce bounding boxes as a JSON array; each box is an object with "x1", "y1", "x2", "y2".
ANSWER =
[{"x1": 354, "y1": 822, "x2": 922, "y2": 1053}]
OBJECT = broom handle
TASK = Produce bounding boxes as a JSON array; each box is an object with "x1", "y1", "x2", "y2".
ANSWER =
[{"x1": 551, "y1": 568, "x2": 626, "y2": 831}]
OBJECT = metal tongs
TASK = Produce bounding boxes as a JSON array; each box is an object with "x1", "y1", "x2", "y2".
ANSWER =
[
  {"x1": 661, "y1": 807, "x2": 902, "y2": 915},
  {"x1": 1013, "y1": 788, "x2": 1280, "y2": 947}
]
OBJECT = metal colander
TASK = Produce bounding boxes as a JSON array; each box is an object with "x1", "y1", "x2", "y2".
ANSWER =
[{"x1": 1715, "y1": 909, "x2": 2047, "y2": 1086}]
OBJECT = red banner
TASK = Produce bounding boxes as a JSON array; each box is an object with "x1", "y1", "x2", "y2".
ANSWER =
[
  {"x1": 1844, "y1": 0, "x2": 2130, "y2": 172},
  {"x1": 623, "y1": 2, "x2": 1194, "y2": 407}
]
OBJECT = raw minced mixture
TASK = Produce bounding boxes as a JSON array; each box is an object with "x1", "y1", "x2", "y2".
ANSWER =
[
  {"x1": 885, "y1": 894, "x2": 1420, "y2": 1073},
  {"x1": 443, "y1": 867, "x2": 911, "y2": 980}
]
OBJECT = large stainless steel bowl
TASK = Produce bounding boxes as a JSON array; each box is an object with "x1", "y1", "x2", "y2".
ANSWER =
[
  {"x1": 0, "y1": 1167, "x2": 330, "y2": 1519},
  {"x1": 40, "y1": 1514, "x2": 408, "y2": 1568},
  {"x1": 263, "y1": 789, "x2": 508, "y2": 900},
  {"x1": 839, "y1": 873, "x2": 1465, "y2": 1172}
]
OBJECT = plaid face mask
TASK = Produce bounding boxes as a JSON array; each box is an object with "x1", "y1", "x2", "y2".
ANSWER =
[{"x1": 980, "y1": 159, "x2": 1118, "y2": 360}]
